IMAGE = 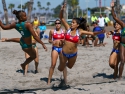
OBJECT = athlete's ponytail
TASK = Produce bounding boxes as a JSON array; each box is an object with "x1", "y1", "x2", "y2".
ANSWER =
[
  {"x1": 73, "y1": 17, "x2": 87, "y2": 30},
  {"x1": 13, "y1": 10, "x2": 25, "y2": 20}
]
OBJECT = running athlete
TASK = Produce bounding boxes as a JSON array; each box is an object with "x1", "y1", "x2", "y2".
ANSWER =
[
  {"x1": 111, "y1": 1, "x2": 125, "y2": 79},
  {"x1": 47, "y1": 19, "x2": 66, "y2": 85},
  {"x1": 0, "y1": 10, "x2": 47, "y2": 75},
  {"x1": 58, "y1": 3, "x2": 105, "y2": 84},
  {"x1": 1, "y1": 26, "x2": 39, "y2": 75},
  {"x1": 106, "y1": 22, "x2": 121, "y2": 79}
]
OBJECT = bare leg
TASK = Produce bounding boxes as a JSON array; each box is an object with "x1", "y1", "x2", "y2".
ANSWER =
[
  {"x1": 94, "y1": 38, "x2": 99, "y2": 47},
  {"x1": 114, "y1": 56, "x2": 120, "y2": 79},
  {"x1": 63, "y1": 66, "x2": 67, "y2": 84},
  {"x1": 58, "y1": 53, "x2": 67, "y2": 72},
  {"x1": 24, "y1": 53, "x2": 30, "y2": 75},
  {"x1": 34, "y1": 47, "x2": 39, "y2": 73},
  {"x1": 21, "y1": 47, "x2": 36, "y2": 75},
  {"x1": 47, "y1": 50, "x2": 58, "y2": 85},
  {"x1": 119, "y1": 44, "x2": 125, "y2": 79}
]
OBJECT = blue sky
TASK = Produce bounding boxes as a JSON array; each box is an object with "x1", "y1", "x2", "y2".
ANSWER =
[{"x1": 0, "y1": 0, "x2": 125, "y2": 13}]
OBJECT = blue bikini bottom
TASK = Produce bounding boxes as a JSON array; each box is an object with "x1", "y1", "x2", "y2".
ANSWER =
[
  {"x1": 52, "y1": 46, "x2": 62, "y2": 53},
  {"x1": 112, "y1": 48, "x2": 119, "y2": 54},
  {"x1": 62, "y1": 51, "x2": 77, "y2": 59}
]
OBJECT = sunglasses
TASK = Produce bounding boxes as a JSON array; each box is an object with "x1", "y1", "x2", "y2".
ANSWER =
[{"x1": 55, "y1": 23, "x2": 61, "y2": 24}]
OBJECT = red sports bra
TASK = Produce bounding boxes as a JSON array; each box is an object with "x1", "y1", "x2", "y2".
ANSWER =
[
  {"x1": 65, "y1": 29, "x2": 79, "y2": 43},
  {"x1": 112, "y1": 31, "x2": 121, "y2": 41},
  {"x1": 53, "y1": 29, "x2": 65, "y2": 40}
]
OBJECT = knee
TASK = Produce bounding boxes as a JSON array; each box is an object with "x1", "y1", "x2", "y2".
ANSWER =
[
  {"x1": 109, "y1": 63, "x2": 115, "y2": 69},
  {"x1": 31, "y1": 54, "x2": 36, "y2": 59},
  {"x1": 67, "y1": 66, "x2": 73, "y2": 69},
  {"x1": 58, "y1": 67, "x2": 64, "y2": 72}
]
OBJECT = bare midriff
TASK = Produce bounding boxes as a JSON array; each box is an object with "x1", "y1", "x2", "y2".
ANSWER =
[
  {"x1": 53, "y1": 40, "x2": 63, "y2": 47},
  {"x1": 62, "y1": 41, "x2": 77, "y2": 54}
]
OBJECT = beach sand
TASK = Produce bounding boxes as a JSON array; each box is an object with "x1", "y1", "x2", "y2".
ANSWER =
[{"x1": 0, "y1": 26, "x2": 125, "y2": 94}]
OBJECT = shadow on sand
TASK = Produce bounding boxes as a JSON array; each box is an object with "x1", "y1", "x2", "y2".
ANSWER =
[{"x1": 93, "y1": 73, "x2": 114, "y2": 79}]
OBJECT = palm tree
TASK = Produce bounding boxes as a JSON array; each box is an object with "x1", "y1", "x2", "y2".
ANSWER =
[
  {"x1": 8, "y1": 3, "x2": 15, "y2": 17},
  {"x1": 67, "y1": 0, "x2": 79, "y2": 17},
  {"x1": 47, "y1": 2, "x2": 50, "y2": 12},
  {"x1": 37, "y1": 1, "x2": 41, "y2": 17},
  {"x1": 17, "y1": 2, "x2": 28, "y2": 12},
  {"x1": 27, "y1": 0, "x2": 34, "y2": 22},
  {"x1": 33, "y1": 7, "x2": 36, "y2": 16},
  {"x1": 2, "y1": 0, "x2": 9, "y2": 24}
]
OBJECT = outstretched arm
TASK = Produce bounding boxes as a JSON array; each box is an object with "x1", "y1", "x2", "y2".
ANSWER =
[
  {"x1": 1, "y1": 38, "x2": 20, "y2": 43},
  {"x1": 111, "y1": 1, "x2": 124, "y2": 28},
  {"x1": 26, "y1": 23, "x2": 47, "y2": 51},
  {"x1": 59, "y1": 3, "x2": 70, "y2": 31},
  {"x1": 80, "y1": 29, "x2": 105, "y2": 36},
  {"x1": 0, "y1": 21, "x2": 15, "y2": 30}
]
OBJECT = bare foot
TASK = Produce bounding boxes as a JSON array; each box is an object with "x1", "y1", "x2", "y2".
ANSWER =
[{"x1": 21, "y1": 64, "x2": 27, "y2": 75}]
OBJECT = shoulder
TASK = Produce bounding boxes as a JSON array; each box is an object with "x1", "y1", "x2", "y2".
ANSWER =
[
  {"x1": 25, "y1": 22, "x2": 32, "y2": 26},
  {"x1": 25, "y1": 22, "x2": 32, "y2": 29}
]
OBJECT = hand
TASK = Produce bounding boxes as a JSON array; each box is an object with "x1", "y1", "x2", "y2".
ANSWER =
[
  {"x1": 110, "y1": 0, "x2": 114, "y2": 8},
  {"x1": 59, "y1": 39, "x2": 64, "y2": 46},
  {"x1": 42, "y1": 44, "x2": 47, "y2": 51},
  {"x1": 106, "y1": 33, "x2": 110, "y2": 38},
  {"x1": 61, "y1": 2, "x2": 66, "y2": 10},
  {"x1": 1, "y1": 38, "x2": 8, "y2": 42}
]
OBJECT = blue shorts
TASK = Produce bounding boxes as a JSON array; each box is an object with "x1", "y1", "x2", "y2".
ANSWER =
[
  {"x1": 52, "y1": 46, "x2": 62, "y2": 53},
  {"x1": 62, "y1": 51, "x2": 77, "y2": 59},
  {"x1": 112, "y1": 48, "x2": 119, "y2": 54}
]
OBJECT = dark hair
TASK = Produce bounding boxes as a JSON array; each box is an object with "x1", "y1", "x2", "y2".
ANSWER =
[
  {"x1": 73, "y1": 17, "x2": 87, "y2": 30},
  {"x1": 55, "y1": 19, "x2": 61, "y2": 24},
  {"x1": 13, "y1": 10, "x2": 25, "y2": 19},
  {"x1": 87, "y1": 25, "x2": 89, "y2": 27}
]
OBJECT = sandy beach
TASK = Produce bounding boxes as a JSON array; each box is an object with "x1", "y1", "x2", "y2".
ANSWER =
[{"x1": 0, "y1": 26, "x2": 125, "y2": 94}]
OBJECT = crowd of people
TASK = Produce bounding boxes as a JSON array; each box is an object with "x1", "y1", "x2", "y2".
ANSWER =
[{"x1": 0, "y1": 1, "x2": 125, "y2": 87}]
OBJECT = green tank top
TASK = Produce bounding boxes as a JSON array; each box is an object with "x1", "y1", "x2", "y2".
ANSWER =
[
  {"x1": 121, "y1": 27, "x2": 125, "y2": 37},
  {"x1": 15, "y1": 22, "x2": 31, "y2": 38}
]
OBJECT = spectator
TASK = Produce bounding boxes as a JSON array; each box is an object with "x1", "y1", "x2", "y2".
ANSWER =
[
  {"x1": 39, "y1": 21, "x2": 47, "y2": 39},
  {"x1": 32, "y1": 17, "x2": 40, "y2": 37},
  {"x1": 98, "y1": 14, "x2": 105, "y2": 30},
  {"x1": 91, "y1": 14, "x2": 98, "y2": 25},
  {"x1": 92, "y1": 22, "x2": 99, "y2": 47},
  {"x1": 93, "y1": 22, "x2": 105, "y2": 46},
  {"x1": 104, "y1": 14, "x2": 110, "y2": 26},
  {"x1": 32, "y1": 17, "x2": 40, "y2": 28}
]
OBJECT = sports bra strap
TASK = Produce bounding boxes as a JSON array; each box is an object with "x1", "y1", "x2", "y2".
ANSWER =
[
  {"x1": 54, "y1": 29, "x2": 63, "y2": 33},
  {"x1": 67, "y1": 29, "x2": 79, "y2": 36}
]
